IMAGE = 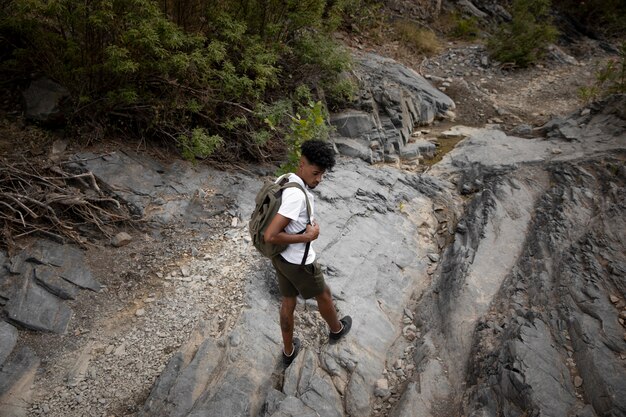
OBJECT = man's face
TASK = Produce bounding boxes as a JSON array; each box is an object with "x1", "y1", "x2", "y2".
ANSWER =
[{"x1": 299, "y1": 157, "x2": 325, "y2": 189}]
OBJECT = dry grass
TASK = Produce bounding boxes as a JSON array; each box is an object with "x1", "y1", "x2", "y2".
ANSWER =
[{"x1": 393, "y1": 20, "x2": 442, "y2": 56}]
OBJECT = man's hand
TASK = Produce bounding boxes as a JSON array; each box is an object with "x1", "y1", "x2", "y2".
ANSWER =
[{"x1": 304, "y1": 222, "x2": 320, "y2": 242}]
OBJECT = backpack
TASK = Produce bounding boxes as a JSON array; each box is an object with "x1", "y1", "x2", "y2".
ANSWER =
[{"x1": 249, "y1": 174, "x2": 311, "y2": 264}]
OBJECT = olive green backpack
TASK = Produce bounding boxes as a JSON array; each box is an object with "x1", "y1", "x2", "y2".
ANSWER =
[{"x1": 249, "y1": 175, "x2": 311, "y2": 264}]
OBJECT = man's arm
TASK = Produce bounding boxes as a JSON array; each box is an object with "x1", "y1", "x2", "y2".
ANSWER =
[{"x1": 263, "y1": 214, "x2": 319, "y2": 245}]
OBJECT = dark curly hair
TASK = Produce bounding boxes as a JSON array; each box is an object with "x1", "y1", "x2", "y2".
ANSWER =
[{"x1": 301, "y1": 140, "x2": 336, "y2": 170}]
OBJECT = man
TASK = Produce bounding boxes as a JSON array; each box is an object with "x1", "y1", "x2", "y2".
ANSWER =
[{"x1": 264, "y1": 140, "x2": 352, "y2": 366}]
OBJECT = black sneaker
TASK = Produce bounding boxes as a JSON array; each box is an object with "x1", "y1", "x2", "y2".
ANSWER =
[
  {"x1": 329, "y1": 316, "x2": 352, "y2": 344},
  {"x1": 282, "y1": 337, "x2": 301, "y2": 367}
]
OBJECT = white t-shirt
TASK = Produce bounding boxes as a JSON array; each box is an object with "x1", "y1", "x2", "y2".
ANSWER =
[{"x1": 276, "y1": 173, "x2": 316, "y2": 265}]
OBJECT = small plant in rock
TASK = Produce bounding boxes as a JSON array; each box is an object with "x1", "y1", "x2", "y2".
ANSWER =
[
  {"x1": 441, "y1": 11, "x2": 481, "y2": 40},
  {"x1": 276, "y1": 87, "x2": 332, "y2": 175},
  {"x1": 578, "y1": 42, "x2": 626, "y2": 104},
  {"x1": 488, "y1": 0, "x2": 558, "y2": 67}
]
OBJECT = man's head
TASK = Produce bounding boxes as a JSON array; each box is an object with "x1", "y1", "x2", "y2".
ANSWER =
[{"x1": 297, "y1": 140, "x2": 335, "y2": 189}]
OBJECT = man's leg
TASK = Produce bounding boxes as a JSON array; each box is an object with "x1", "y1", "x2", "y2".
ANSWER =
[
  {"x1": 280, "y1": 296, "x2": 298, "y2": 354},
  {"x1": 315, "y1": 286, "x2": 342, "y2": 333}
]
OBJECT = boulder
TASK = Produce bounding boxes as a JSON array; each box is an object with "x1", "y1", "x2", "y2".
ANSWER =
[
  {"x1": 331, "y1": 52, "x2": 455, "y2": 163},
  {"x1": 22, "y1": 77, "x2": 70, "y2": 124},
  {"x1": 5, "y1": 274, "x2": 73, "y2": 333}
]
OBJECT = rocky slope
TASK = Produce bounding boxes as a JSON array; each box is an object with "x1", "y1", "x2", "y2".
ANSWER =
[{"x1": 0, "y1": 40, "x2": 624, "y2": 417}]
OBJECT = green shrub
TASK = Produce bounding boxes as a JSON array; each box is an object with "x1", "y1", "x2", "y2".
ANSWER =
[
  {"x1": 0, "y1": 0, "x2": 352, "y2": 163},
  {"x1": 451, "y1": 14, "x2": 480, "y2": 40},
  {"x1": 552, "y1": 0, "x2": 626, "y2": 37},
  {"x1": 323, "y1": 76, "x2": 358, "y2": 110},
  {"x1": 179, "y1": 128, "x2": 224, "y2": 161},
  {"x1": 276, "y1": 87, "x2": 333, "y2": 174},
  {"x1": 578, "y1": 42, "x2": 626, "y2": 103},
  {"x1": 488, "y1": 0, "x2": 558, "y2": 67}
]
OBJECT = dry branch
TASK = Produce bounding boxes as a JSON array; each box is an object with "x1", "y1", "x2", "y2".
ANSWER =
[{"x1": 0, "y1": 157, "x2": 137, "y2": 249}]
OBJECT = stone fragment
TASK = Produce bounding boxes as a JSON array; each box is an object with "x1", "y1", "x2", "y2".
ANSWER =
[
  {"x1": 374, "y1": 379, "x2": 390, "y2": 397},
  {"x1": 5, "y1": 278, "x2": 72, "y2": 334},
  {"x1": 609, "y1": 294, "x2": 619, "y2": 304},
  {"x1": 574, "y1": 376, "x2": 583, "y2": 388},
  {"x1": 111, "y1": 232, "x2": 132, "y2": 247},
  {"x1": 34, "y1": 265, "x2": 79, "y2": 300},
  {"x1": 427, "y1": 253, "x2": 440, "y2": 263}
]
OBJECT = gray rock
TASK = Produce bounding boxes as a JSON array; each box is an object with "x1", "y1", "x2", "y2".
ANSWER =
[
  {"x1": 33, "y1": 265, "x2": 79, "y2": 300},
  {"x1": 71, "y1": 150, "x2": 232, "y2": 226},
  {"x1": 5, "y1": 276, "x2": 73, "y2": 333},
  {"x1": 0, "y1": 346, "x2": 40, "y2": 417},
  {"x1": 511, "y1": 124, "x2": 534, "y2": 137},
  {"x1": 111, "y1": 232, "x2": 132, "y2": 247},
  {"x1": 400, "y1": 140, "x2": 436, "y2": 160},
  {"x1": 330, "y1": 110, "x2": 376, "y2": 138},
  {"x1": 284, "y1": 350, "x2": 343, "y2": 417},
  {"x1": 18, "y1": 241, "x2": 100, "y2": 292},
  {"x1": 136, "y1": 97, "x2": 626, "y2": 417},
  {"x1": 331, "y1": 52, "x2": 455, "y2": 163},
  {"x1": 457, "y1": 0, "x2": 488, "y2": 18},
  {"x1": 0, "y1": 322, "x2": 18, "y2": 367},
  {"x1": 22, "y1": 77, "x2": 70, "y2": 124}
]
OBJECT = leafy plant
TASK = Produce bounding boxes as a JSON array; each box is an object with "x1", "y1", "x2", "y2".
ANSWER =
[
  {"x1": 552, "y1": 0, "x2": 626, "y2": 37},
  {"x1": 451, "y1": 14, "x2": 480, "y2": 40},
  {"x1": 179, "y1": 128, "x2": 223, "y2": 161},
  {"x1": 578, "y1": 42, "x2": 626, "y2": 104},
  {"x1": 488, "y1": 0, "x2": 558, "y2": 67},
  {"x1": 0, "y1": 0, "x2": 352, "y2": 163},
  {"x1": 276, "y1": 88, "x2": 332, "y2": 174}
]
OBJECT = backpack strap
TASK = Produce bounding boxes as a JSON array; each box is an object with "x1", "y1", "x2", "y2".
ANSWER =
[{"x1": 280, "y1": 180, "x2": 312, "y2": 266}]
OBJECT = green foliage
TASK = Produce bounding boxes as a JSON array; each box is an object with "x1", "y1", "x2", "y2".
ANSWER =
[
  {"x1": 450, "y1": 13, "x2": 480, "y2": 40},
  {"x1": 324, "y1": 76, "x2": 357, "y2": 110},
  {"x1": 393, "y1": 20, "x2": 441, "y2": 55},
  {"x1": 339, "y1": 0, "x2": 385, "y2": 39},
  {"x1": 488, "y1": 0, "x2": 558, "y2": 67},
  {"x1": 578, "y1": 42, "x2": 626, "y2": 103},
  {"x1": 0, "y1": 0, "x2": 352, "y2": 163},
  {"x1": 273, "y1": 88, "x2": 332, "y2": 174},
  {"x1": 552, "y1": 0, "x2": 626, "y2": 37},
  {"x1": 179, "y1": 128, "x2": 223, "y2": 161}
]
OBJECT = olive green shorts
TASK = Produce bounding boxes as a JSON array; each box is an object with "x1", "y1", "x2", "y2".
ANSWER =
[{"x1": 271, "y1": 256, "x2": 326, "y2": 299}]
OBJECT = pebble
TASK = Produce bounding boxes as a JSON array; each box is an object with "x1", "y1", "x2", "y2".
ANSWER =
[
  {"x1": 135, "y1": 308, "x2": 145, "y2": 317},
  {"x1": 427, "y1": 253, "x2": 440, "y2": 263},
  {"x1": 574, "y1": 376, "x2": 583, "y2": 387},
  {"x1": 111, "y1": 232, "x2": 132, "y2": 247},
  {"x1": 610, "y1": 294, "x2": 619, "y2": 304},
  {"x1": 374, "y1": 378, "x2": 390, "y2": 397}
]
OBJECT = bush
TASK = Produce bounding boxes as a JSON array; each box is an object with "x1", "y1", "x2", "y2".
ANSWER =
[
  {"x1": 0, "y1": 0, "x2": 352, "y2": 163},
  {"x1": 578, "y1": 42, "x2": 626, "y2": 103},
  {"x1": 488, "y1": 0, "x2": 558, "y2": 67},
  {"x1": 451, "y1": 14, "x2": 481, "y2": 40},
  {"x1": 552, "y1": 0, "x2": 626, "y2": 37},
  {"x1": 274, "y1": 86, "x2": 333, "y2": 174}
]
